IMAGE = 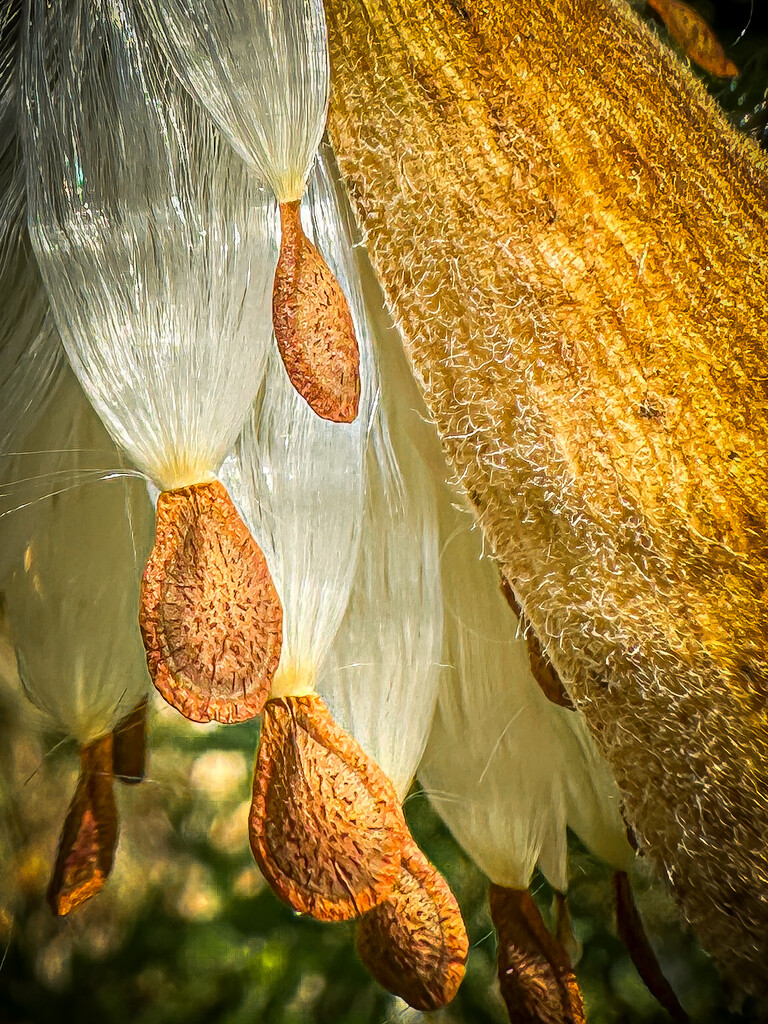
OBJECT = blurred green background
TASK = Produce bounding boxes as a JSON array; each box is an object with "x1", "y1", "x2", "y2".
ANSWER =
[{"x1": 0, "y1": 669, "x2": 753, "y2": 1024}]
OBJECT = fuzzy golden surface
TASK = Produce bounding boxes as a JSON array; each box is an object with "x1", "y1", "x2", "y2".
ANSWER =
[{"x1": 326, "y1": 0, "x2": 768, "y2": 996}]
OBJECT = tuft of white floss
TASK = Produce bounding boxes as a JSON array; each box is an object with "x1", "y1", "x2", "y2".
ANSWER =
[
  {"x1": 21, "y1": 0, "x2": 277, "y2": 492},
  {"x1": 1, "y1": 369, "x2": 154, "y2": 744},
  {"x1": 0, "y1": 0, "x2": 63, "y2": 459},
  {"x1": 141, "y1": 0, "x2": 329, "y2": 202},
  {"x1": 224, "y1": 142, "x2": 374, "y2": 691},
  {"x1": 419, "y1": 496, "x2": 633, "y2": 893},
  {"x1": 320, "y1": 236, "x2": 444, "y2": 801}
]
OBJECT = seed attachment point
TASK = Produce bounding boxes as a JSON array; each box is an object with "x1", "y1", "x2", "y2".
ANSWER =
[
  {"x1": 273, "y1": 200, "x2": 360, "y2": 423},
  {"x1": 249, "y1": 694, "x2": 407, "y2": 921},
  {"x1": 112, "y1": 700, "x2": 148, "y2": 784},
  {"x1": 140, "y1": 481, "x2": 282, "y2": 724}
]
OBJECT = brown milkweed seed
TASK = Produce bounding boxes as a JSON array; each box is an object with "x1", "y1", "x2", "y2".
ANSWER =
[
  {"x1": 46, "y1": 734, "x2": 118, "y2": 917},
  {"x1": 356, "y1": 837, "x2": 468, "y2": 1010},
  {"x1": 647, "y1": 0, "x2": 738, "y2": 78},
  {"x1": 249, "y1": 694, "x2": 408, "y2": 921},
  {"x1": 112, "y1": 700, "x2": 148, "y2": 785},
  {"x1": 499, "y1": 574, "x2": 574, "y2": 710},
  {"x1": 489, "y1": 884, "x2": 585, "y2": 1024},
  {"x1": 273, "y1": 200, "x2": 360, "y2": 423},
  {"x1": 140, "y1": 481, "x2": 282, "y2": 724},
  {"x1": 613, "y1": 871, "x2": 689, "y2": 1023}
]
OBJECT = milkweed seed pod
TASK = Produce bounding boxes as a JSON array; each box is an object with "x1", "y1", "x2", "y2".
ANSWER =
[
  {"x1": 0, "y1": 0, "x2": 62, "y2": 461},
  {"x1": 22, "y1": 0, "x2": 283, "y2": 724},
  {"x1": 325, "y1": 0, "x2": 768, "y2": 994},
  {"x1": 141, "y1": 0, "x2": 360, "y2": 422},
  {"x1": 316, "y1": 191, "x2": 467, "y2": 1010},
  {"x1": 0, "y1": 369, "x2": 154, "y2": 915},
  {"x1": 226, "y1": 145, "x2": 407, "y2": 922}
]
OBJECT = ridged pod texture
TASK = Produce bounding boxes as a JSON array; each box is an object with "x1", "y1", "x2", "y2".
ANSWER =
[
  {"x1": 326, "y1": 0, "x2": 768, "y2": 994},
  {"x1": 140, "y1": 481, "x2": 282, "y2": 724},
  {"x1": 356, "y1": 838, "x2": 468, "y2": 1011},
  {"x1": 46, "y1": 735, "x2": 118, "y2": 917},
  {"x1": 490, "y1": 885, "x2": 585, "y2": 1024},
  {"x1": 249, "y1": 695, "x2": 409, "y2": 921}
]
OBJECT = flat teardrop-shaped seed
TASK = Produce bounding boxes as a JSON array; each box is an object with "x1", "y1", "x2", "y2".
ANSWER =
[
  {"x1": 648, "y1": 0, "x2": 738, "y2": 78},
  {"x1": 249, "y1": 694, "x2": 408, "y2": 921},
  {"x1": 356, "y1": 837, "x2": 468, "y2": 1010},
  {"x1": 46, "y1": 734, "x2": 118, "y2": 917},
  {"x1": 140, "y1": 481, "x2": 283, "y2": 724},
  {"x1": 613, "y1": 871, "x2": 689, "y2": 1023},
  {"x1": 489, "y1": 884, "x2": 586, "y2": 1024},
  {"x1": 112, "y1": 700, "x2": 148, "y2": 785},
  {"x1": 273, "y1": 200, "x2": 360, "y2": 423}
]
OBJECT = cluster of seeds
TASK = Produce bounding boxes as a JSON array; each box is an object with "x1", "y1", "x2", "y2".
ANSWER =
[{"x1": 0, "y1": 1, "x2": 690, "y2": 1019}]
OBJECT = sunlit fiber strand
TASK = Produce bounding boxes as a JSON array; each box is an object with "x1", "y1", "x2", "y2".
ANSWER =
[
  {"x1": 22, "y1": 0, "x2": 277, "y2": 492},
  {"x1": 141, "y1": 0, "x2": 329, "y2": 202}
]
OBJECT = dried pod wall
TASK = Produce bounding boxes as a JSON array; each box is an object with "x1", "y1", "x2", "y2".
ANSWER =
[{"x1": 325, "y1": 0, "x2": 768, "y2": 995}]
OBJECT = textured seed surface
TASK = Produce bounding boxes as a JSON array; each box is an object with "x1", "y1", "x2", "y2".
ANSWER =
[
  {"x1": 273, "y1": 200, "x2": 360, "y2": 423},
  {"x1": 140, "y1": 481, "x2": 282, "y2": 724},
  {"x1": 648, "y1": 0, "x2": 738, "y2": 77},
  {"x1": 249, "y1": 694, "x2": 408, "y2": 921},
  {"x1": 356, "y1": 837, "x2": 468, "y2": 1010},
  {"x1": 112, "y1": 700, "x2": 148, "y2": 785},
  {"x1": 490, "y1": 884, "x2": 585, "y2": 1024},
  {"x1": 613, "y1": 871, "x2": 689, "y2": 1023},
  {"x1": 47, "y1": 735, "x2": 118, "y2": 917}
]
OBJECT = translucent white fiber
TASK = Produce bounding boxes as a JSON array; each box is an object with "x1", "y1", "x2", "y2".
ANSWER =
[
  {"x1": 320, "y1": 243, "x2": 444, "y2": 801},
  {"x1": 22, "y1": 0, "x2": 277, "y2": 492},
  {"x1": 0, "y1": 0, "x2": 62, "y2": 459},
  {"x1": 1, "y1": 370, "x2": 154, "y2": 744},
  {"x1": 419, "y1": 497, "x2": 632, "y2": 892},
  {"x1": 227, "y1": 143, "x2": 373, "y2": 690},
  {"x1": 142, "y1": 0, "x2": 329, "y2": 201}
]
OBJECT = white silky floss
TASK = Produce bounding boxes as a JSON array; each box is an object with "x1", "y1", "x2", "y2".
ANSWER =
[
  {"x1": 0, "y1": 1, "x2": 62, "y2": 463},
  {"x1": 22, "y1": 0, "x2": 277, "y2": 494},
  {"x1": 319, "y1": 240, "x2": 444, "y2": 801},
  {"x1": 224, "y1": 144, "x2": 373, "y2": 693},
  {"x1": 1, "y1": 369, "x2": 154, "y2": 745},
  {"x1": 141, "y1": 0, "x2": 329, "y2": 203},
  {"x1": 419, "y1": 499, "x2": 633, "y2": 892}
]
